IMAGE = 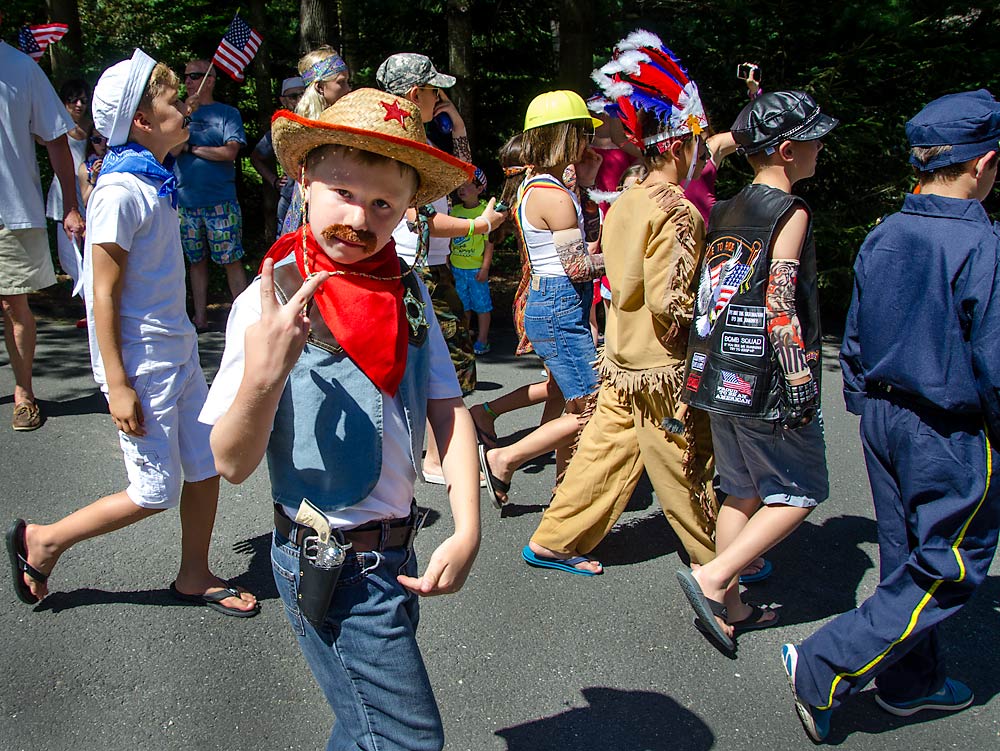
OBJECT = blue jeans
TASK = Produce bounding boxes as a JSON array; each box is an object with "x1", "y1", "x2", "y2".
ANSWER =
[
  {"x1": 271, "y1": 531, "x2": 444, "y2": 751},
  {"x1": 523, "y1": 275, "x2": 597, "y2": 400}
]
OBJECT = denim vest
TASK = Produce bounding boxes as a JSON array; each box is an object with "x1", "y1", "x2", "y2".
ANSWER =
[{"x1": 265, "y1": 259, "x2": 430, "y2": 513}]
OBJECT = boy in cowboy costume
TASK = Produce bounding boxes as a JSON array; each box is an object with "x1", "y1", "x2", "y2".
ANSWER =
[
  {"x1": 201, "y1": 88, "x2": 481, "y2": 751},
  {"x1": 523, "y1": 31, "x2": 718, "y2": 575},
  {"x1": 782, "y1": 90, "x2": 1000, "y2": 743},
  {"x1": 5, "y1": 50, "x2": 258, "y2": 617}
]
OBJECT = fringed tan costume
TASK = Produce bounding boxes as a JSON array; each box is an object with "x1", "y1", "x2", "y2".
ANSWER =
[{"x1": 529, "y1": 181, "x2": 717, "y2": 564}]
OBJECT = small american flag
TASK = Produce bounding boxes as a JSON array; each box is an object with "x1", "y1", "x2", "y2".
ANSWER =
[
  {"x1": 18, "y1": 23, "x2": 69, "y2": 62},
  {"x1": 720, "y1": 370, "x2": 753, "y2": 397},
  {"x1": 211, "y1": 13, "x2": 262, "y2": 82}
]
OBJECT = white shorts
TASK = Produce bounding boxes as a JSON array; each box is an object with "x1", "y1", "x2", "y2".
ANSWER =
[{"x1": 105, "y1": 357, "x2": 218, "y2": 509}]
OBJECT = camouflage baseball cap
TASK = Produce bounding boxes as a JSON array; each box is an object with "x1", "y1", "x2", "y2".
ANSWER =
[{"x1": 376, "y1": 53, "x2": 456, "y2": 96}]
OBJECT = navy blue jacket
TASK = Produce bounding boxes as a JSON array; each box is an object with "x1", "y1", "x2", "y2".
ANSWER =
[{"x1": 840, "y1": 193, "x2": 1000, "y2": 438}]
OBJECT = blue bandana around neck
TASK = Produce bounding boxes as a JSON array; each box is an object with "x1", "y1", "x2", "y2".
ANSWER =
[{"x1": 99, "y1": 143, "x2": 179, "y2": 208}]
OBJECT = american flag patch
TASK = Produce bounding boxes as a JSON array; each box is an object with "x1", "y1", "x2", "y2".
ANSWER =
[{"x1": 720, "y1": 370, "x2": 753, "y2": 396}]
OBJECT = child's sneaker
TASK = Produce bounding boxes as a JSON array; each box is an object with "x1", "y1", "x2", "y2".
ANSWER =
[
  {"x1": 473, "y1": 341, "x2": 490, "y2": 355},
  {"x1": 781, "y1": 643, "x2": 831, "y2": 742},
  {"x1": 874, "y1": 677, "x2": 973, "y2": 717}
]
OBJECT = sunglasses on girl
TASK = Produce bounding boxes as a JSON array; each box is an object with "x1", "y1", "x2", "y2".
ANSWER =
[{"x1": 89, "y1": 135, "x2": 107, "y2": 144}]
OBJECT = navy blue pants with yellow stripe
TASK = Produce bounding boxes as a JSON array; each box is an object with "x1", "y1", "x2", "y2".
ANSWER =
[{"x1": 795, "y1": 396, "x2": 1000, "y2": 710}]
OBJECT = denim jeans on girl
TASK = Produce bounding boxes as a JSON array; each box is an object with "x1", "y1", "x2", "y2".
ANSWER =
[
  {"x1": 271, "y1": 531, "x2": 444, "y2": 751},
  {"x1": 523, "y1": 275, "x2": 597, "y2": 401}
]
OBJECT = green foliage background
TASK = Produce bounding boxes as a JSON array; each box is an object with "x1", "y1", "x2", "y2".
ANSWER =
[{"x1": 4, "y1": 1, "x2": 998, "y2": 325}]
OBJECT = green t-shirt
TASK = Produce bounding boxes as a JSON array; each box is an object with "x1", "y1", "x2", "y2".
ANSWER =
[{"x1": 449, "y1": 201, "x2": 487, "y2": 270}]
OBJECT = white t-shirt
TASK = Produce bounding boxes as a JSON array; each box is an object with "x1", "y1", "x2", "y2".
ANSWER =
[
  {"x1": 84, "y1": 172, "x2": 197, "y2": 384},
  {"x1": 392, "y1": 196, "x2": 451, "y2": 267},
  {"x1": 46, "y1": 132, "x2": 89, "y2": 220},
  {"x1": 199, "y1": 259, "x2": 462, "y2": 529},
  {"x1": 0, "y1": 41, "x2": 73, "y2": 229}
]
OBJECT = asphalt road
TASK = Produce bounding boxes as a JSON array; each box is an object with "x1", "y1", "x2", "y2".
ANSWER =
[{"x1": 1, "y1": 319, "x2": 998, "y2": 751}]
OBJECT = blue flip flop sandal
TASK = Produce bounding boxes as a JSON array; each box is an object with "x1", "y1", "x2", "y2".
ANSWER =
[
  {"x1": 521, "y1": 545, "x2": 602, "y2": 576},
  {"x1": 739, "y1": 558, "x2": 773, "y2": 585}
]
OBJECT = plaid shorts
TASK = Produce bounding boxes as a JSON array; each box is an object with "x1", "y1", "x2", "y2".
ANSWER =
[{"x1": 179, "y1": 200, "x2": 245, "y2": 265}]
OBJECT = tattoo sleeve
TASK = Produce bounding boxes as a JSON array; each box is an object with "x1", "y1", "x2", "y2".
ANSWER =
[
  {"x1": 552, "y1": 228, "x2": 604, "y2": 282},
  {"x1": 766, "y1": 259, "x2": 810, "y2": 380}
]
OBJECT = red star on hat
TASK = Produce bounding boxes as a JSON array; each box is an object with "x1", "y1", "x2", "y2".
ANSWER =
[{"x1": 381, "y1": 100, "x2": 411, "y2": 128}]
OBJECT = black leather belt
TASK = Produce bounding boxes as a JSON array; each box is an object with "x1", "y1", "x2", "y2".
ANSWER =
[{"x1": 273, "y1": 505, "x2": 420, "y2": 552}]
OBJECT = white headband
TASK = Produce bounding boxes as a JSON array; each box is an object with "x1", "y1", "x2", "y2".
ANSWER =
[{"x1": 92, "y1": 48, "x2": 157, "y2": 148}]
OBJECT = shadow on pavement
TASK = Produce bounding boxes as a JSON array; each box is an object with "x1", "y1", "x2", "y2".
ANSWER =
[
  {"x1": 744, "y1": 514, "x2": 878, "y2": 627},
  {"x1": 495, "y1": 686, "x2": 713, "y2": 751}
]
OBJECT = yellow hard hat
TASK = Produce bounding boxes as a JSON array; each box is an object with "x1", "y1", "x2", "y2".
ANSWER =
[{"x1": 524, "y1": 90, "x2": 603, "y2": 132}]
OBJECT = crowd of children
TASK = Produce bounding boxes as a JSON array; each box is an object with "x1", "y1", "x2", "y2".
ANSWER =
[{"x1": 4, "y1": 27, "x2": 1000, "y2": 750}]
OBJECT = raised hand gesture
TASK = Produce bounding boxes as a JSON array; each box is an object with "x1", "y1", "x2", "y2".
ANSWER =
[{"x1": 243, "y1": 259, "x2": 330, "y2": 390}]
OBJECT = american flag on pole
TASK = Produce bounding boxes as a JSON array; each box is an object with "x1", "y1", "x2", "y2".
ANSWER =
[
  {"x1": 211, "y1": 13, "x2": 262, "y2": 82},
  {"x1": 18, "y1": 23, "x2": 69, "y2": 62}
]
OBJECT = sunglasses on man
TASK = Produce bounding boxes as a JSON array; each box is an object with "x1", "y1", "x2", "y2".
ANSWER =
[{"x1": 185, "y1": 71, "x2": 208, "y2": 81}]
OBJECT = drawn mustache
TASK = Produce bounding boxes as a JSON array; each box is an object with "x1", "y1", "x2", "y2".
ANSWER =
[{"x1": 321, "y1": 224, "x2": 378, "y2": 254}]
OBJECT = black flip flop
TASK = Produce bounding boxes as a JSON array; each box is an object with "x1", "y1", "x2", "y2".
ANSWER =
[
  {"x1": 169, "y1": 581, "x2": 260, "y2": 618},
  {"x1": 696, "y1": 603, "x2": 779, "y2": 636},
  {"x1": 474, "y1": 422, "x2": 498, "y2": 450},
  {"x1": 6, "y1": 518, "x2": 47, "y2": 605},
  {"x1": 676, "y1": 568, "x2": 735, "y2": 652},
  {"x1": 478, "y1": 443, "x2": 510, "y2": 510}
]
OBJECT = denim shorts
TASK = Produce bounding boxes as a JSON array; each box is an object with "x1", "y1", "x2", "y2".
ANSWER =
[
  {"x1": 271, "y1": 531, "x2": 444, "y2": 751},
  {"x1": 710, "y1": 411, "x2": 829, "y2": 507},
  {"x1": 523, "y1": 275, "x2": 598, "y2": 401},
  {"x1": 451, "y1": 265, "x2": 493, "y2": 313}
]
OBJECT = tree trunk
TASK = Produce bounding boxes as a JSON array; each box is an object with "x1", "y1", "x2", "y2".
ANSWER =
[
  {"x1": 300, "y1": 0, "x2": 336, "y2": 55},
  {"x1": 446, "y1": 0, "x2": 475, "y2": 147},
  {"x1": 557, "y1": 0, "x2": 595, "y2": 94},
  {"x1": 45, "y1": 0, "x2": 82, "y2": 82},
  {"x1": 249, "y1": 0, "x2": 276, "y2": 242},
  {"x1": 336, "y1": 0, "x2": 360, "y2": 75}
]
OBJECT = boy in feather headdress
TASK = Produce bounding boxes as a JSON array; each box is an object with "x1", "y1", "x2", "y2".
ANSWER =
[{"x1": 522, "y1": 30, "x2": 718, "y2": 576}]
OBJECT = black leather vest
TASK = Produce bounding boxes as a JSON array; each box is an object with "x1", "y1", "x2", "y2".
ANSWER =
[{"x1": 682, "y1": 184, "x2": 821, "y2": 420}]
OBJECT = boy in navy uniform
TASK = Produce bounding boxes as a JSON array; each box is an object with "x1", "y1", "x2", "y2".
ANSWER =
[{"x1": 782, "y1": 89, "x2": 1000, "y2": 742}]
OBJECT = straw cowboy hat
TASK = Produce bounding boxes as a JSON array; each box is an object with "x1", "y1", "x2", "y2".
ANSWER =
[{"x1": 271, "y1": 87, "x2": 473, "y2": 206}]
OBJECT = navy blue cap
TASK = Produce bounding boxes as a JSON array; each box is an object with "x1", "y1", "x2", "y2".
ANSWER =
[{"x1": 907, "y1": 89, "x2": 1000, "y2": 170}]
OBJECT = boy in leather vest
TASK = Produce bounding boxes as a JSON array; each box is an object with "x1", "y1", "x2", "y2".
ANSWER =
[
  {"x1": 782, "y1": 90, "x2": 1000, "y2": 743},
  {"x1": 675, "y1": 91, "x2": 838, "y2": 653},
  {"x1": 201, "y1": 89, "x2": 481, "y2": 751}
]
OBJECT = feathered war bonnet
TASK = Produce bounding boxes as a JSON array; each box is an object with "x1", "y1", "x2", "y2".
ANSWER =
[{"x1": 591, "y1": 29, "x2": 708, "y2": 153}]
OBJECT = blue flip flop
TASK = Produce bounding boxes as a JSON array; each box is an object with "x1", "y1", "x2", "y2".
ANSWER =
[
  {"x1": 521, "y1": 545, "x2": 602, "y2": 576},
  {"x1": 739, "y1": 558, "x2": 773, "y2": 585}
]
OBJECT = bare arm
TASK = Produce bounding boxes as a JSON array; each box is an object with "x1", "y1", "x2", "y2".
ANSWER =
[
  {"x1": 476, "y1": 240, "x2": 494, "y2": 282},
  {"x1": 428, "y1": 199, "x2": 506, "y2": 238},
  {"x1": 250, "y1": 148, "x2": 282, "y2": 190},
  {"x1": 210, "y1": 261, "x2": 330, "y2": 482},
  {"x1": 189, "y1": 142, "x2": 241, "y2": 162},
  {"x1": 706, "y1": 132, "x2": 738, "y2": 166},
  {"x1": 398, "y1": 396, "x2": 481, "y2": 596},
  {"x1": 91, "y1": 242, "x2": 144, "y2": 436},
  {"x1": 46, "y1": 134, "x2": 84, "y2": 237}
]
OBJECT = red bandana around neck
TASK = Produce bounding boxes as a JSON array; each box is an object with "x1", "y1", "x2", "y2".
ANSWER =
[{"x1": 260, "y1": 226, "x2": 408, "y2": 395}]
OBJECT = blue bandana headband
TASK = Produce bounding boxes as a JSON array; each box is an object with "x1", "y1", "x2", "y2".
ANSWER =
[
  {"x1": 99, "y1": 143, "x2": 179, "y2": 208},
  {"x1": 302, "y1": 55, "x2": 348, "y2": 87}
]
